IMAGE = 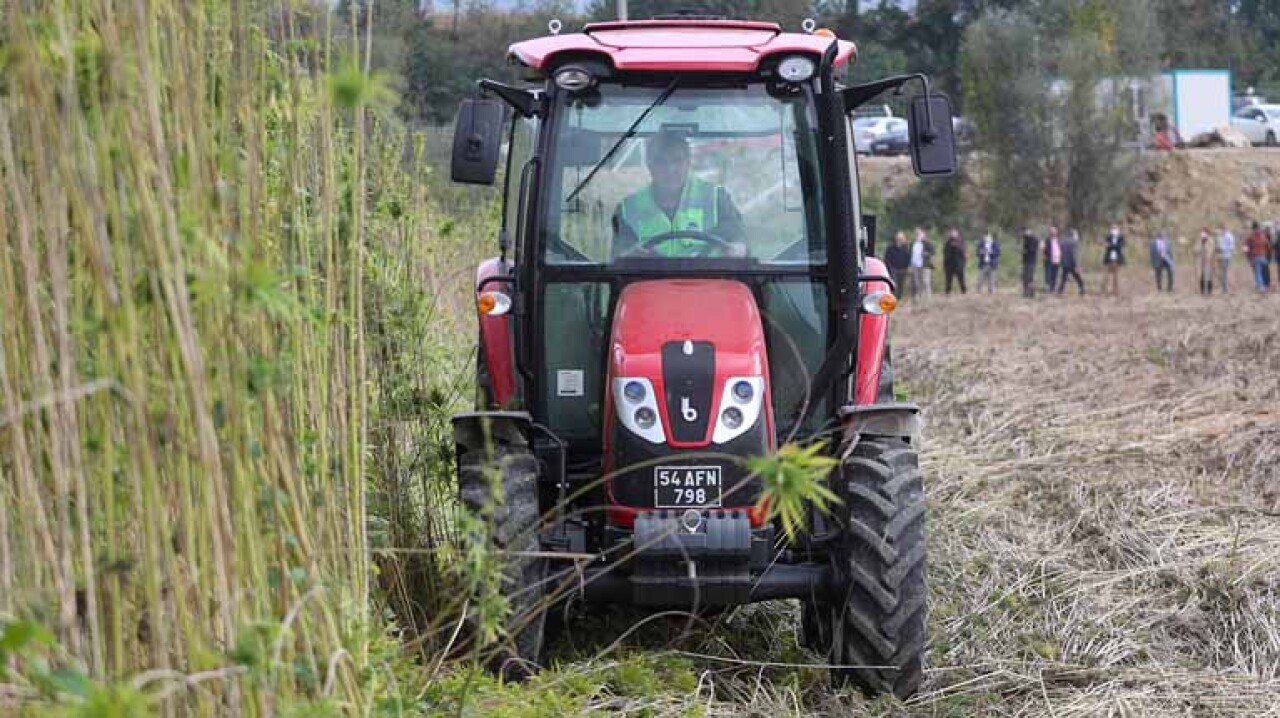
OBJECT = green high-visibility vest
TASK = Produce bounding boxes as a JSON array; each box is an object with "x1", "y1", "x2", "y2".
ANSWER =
[{"x1": 619, "y1": 178, "x2": 719, "y2": 256}]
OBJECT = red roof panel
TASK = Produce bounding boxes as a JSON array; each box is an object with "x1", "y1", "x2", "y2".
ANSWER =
[{"x1": 508, "y1": 20, "x2": 856, "y2": 73}]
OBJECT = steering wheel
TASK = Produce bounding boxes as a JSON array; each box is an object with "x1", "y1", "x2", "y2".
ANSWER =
[{"x1": 628, "y1": 229, "x2": 738, "y2": 258}]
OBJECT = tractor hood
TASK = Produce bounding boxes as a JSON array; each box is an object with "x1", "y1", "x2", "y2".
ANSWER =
[{"x1": 609, "y1": 279, "x2": 768, "y2": 448}]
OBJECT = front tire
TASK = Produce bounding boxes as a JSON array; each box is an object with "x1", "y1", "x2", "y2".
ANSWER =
[
  {"x1": 458, "y1": 442, "x2": 547, "y2": 680},
  {"x1": 804, "y1": 436, "x2": 927, "y2": 699}
]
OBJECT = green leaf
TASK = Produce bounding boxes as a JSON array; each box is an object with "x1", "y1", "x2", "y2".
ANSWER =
[{"x1": 0, "y1": 620, "x2": 55, "y2": 652}]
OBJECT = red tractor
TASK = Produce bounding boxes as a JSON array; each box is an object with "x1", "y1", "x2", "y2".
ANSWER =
[{"x1": 449, "y1": 16, "x2": 955, "y2": 699}]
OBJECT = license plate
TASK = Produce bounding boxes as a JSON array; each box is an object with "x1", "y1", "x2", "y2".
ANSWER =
[{"x1": 654, "y1": 466, "x2": 722, "y2": 508}]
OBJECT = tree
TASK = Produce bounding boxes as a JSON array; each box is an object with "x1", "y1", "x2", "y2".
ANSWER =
[
  {"x1": 1058, "y1": 0, "x2": 1162, "y2": 231},
  {"x1": 960, "y1": 8, "x2": 1058, "y2": 229}
]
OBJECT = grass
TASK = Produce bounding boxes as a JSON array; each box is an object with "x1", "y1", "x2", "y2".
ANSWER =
[{"x1": 0, "y1": 1, "x2": 486, "y2": 714}]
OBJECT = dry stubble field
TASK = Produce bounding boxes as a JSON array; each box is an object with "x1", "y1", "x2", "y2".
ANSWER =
[{"x1": 890, "y1": 280, "x2": 1280, "y2": 715}]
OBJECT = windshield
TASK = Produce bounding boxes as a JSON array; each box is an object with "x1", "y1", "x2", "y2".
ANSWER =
[{"x1": 542, "y1": 81, "x2": 826, "y2": 266}]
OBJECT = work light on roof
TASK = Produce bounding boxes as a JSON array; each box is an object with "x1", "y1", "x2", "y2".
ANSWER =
[
  {"x1": 555, "y1": 67, "x2": 595, "y2": 92},
  {"x1": 777, "y1": 55, "x2": 816, "y2": 83}
]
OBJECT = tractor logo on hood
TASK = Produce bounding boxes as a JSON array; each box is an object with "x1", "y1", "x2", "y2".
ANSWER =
[{"x1": 680, "y1": 396, "x2": 698, "y2": 423}]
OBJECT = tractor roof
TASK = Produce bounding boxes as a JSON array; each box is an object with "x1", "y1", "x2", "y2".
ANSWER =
[{"x1": 509, "y1": 19, "x2": 856, "y2": 74}]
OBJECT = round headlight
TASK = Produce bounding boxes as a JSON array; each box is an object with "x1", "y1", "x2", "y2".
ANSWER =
[
  {"x1": 777, "y1": 56, "x2": 816, "y2": 83},
  {"x1": 732, "y1": 380, "x2": 754, "y2": 403},
  {"x1": 634, "y1": 407, "x2": 657, "y2": 429},
  {"x1": 721, "y1": 407, "x2": 744, "y2": 429},
  {"x1": 555, "y1": 67, "x2": 595, "y2": 92},
  {"x1": 623, "y1": 380, "x2": 646, "y2": 403}
]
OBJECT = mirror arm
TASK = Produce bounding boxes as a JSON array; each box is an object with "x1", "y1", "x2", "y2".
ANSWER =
[
  {"x1": 479, "y1": 79, "x2": 541, "y2": 118},
  {"x1": 841, "y1": 73, "x2": 936, "y2": 137}
]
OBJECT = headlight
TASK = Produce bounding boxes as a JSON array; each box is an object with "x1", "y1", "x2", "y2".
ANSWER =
[
  {"x1": 613, "y1": 377, "x2": 665, "y2": 444},
  {"x1": 712, "y1": 376, "x2": 764, "y2": 444},
  {"x1": 777, "y1": 55, "x2": 816, "y2": 83},
  {"x1": 623, "y1": 380, "x2": 646, "y2": 403}
]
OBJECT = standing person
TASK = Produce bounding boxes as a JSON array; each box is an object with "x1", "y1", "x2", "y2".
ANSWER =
[
  {"x1": 1271, "y1": 221, "x2": 1280, "y2": 293},
  {"x1": 943, "y1": 227, "x2": 967, "y2": 294},
  {"x1": 1102, "y1": 223, "x2": 1126, "y2": 295},
  {"x1": 1149, "y1": 230, "x2": 1175, "y2": 292},
  {"x1": 1057, "y1": 228, "x2": 1085, "y2": 295},
  {"x1": 1262, "y1": 223, "x2": 1274, "y2": 291},
  {"x1": 1245, "y1": 221, "x2": 1270, "y2": 293},
  {"x1": 1216, "y1": 224, "x2": 1236, "y2": 294},
  {"x1": 976, "y1": 231, "x2": 1001, "y2": 294},
  {"x1": 1043, "y1": 226, "x2": 1062, "y2": 294},
  {"x1": 909, "y1": 227, "x2": 934, "y2": 300},
  {"x1": 1195, "y1": 227, "x2": 1215, "y2": 295},
  {"x1": 884, "y1": 230, "x2": 911, "y2": 294},
  {"x1": 1021, "y1": 227, "x2": 1039, "y2": 298}
]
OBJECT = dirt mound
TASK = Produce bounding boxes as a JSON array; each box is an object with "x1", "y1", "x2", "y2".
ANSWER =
[
  {"x1": 1128, "y1": 148, "x2": 1280, "y2": 238},
  {"x1": 859, "y1": 154, "x2": 919, "y2": 201},
  {"x1": 859, "y1": 148, "x2": 1280, "y2": 243}
]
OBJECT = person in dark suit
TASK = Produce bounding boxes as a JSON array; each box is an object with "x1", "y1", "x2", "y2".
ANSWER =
[
  {"x1": 1021, "y1": 228, "x2": 1040, "y2": 298},
  {"x1": 884, "y1": 230, "x2": 911, "y2": 294}
]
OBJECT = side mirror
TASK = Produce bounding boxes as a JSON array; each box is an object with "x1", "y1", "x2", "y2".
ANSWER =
[
  {"x1": 907, "y1": 94, "x2": 957, "y2": 177},
  {"x1": 451, "y1": 99, "x2": 504, "y2": 185},
  {"x1": 862, "y1": 213, "x2": 878, "y2": 256}
]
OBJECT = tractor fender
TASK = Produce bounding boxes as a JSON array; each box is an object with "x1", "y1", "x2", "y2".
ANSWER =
[
  {"x1": 476, "y1": 257, "x2": 517, "y2": 407},
  {"x1": 838, "y1": 402, "x2": 922, "y2": 444},
  {"x1": 452, "y1": 410, "x2": 532, "y2": 455},
  {"x1": 853, "y1": 256, "x2": 892, "y2": 405}
]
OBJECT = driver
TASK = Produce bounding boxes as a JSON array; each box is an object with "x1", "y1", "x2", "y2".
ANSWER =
[{"x1": 612, "y1": 130, "x2": 746, "y2": 257}]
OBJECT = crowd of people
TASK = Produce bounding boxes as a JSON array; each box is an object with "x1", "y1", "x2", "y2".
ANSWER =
[{"x1": 880, "y1": 221, "x2": 1280, "y2": 298}]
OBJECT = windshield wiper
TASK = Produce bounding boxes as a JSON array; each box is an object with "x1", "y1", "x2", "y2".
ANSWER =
[{"x1": 564, "y1": 78, "x2": 679, "y2": 204}]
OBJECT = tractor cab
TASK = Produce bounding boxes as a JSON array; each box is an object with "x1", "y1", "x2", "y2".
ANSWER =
[{"x1": 450, "y1": 17, "x2": 953, "y2": 698}]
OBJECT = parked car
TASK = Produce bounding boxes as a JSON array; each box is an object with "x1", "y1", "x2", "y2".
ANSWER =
[
  {"x1": 852, "y1": 117, "x2": 907, "y2": 154},
  {"x1": 870, "y1": 125, "x2": 909, "y2": 156},
  {"x1": 1232, "y1": 91, "x2": 1267, "y2": 114},
  {"x1": 1230, "y1": 104, "x2": 1280, "y2": 146}
]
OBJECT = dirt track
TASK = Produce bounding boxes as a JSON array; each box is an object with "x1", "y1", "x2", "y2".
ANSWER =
[{"x1": 892, "y1": 286, "x2": 1280, "y2": 715}]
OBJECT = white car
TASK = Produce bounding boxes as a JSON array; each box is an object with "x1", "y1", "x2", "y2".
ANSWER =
[
  {"x1": 1230, "y1": 104, "x2": 1280, "y2": 146},
  {"x1": 852, "y1": 117, "x2": 908, "y2": 154}
]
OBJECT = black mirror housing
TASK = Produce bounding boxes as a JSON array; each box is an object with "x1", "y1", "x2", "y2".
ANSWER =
[
  {"x1": 451, "y1": 99, "x2": 505, "y2": 185},
  {"x1": 907, "y1": 94, "x2": 958, "y2": 177}
]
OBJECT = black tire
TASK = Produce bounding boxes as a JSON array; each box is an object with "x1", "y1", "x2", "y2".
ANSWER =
[
  {"x1": 805, "y1": 436, "x2": 927, "y2": 699},
  {"x1": 458, "y1": 443, "x2": 547, "y2": 680}
]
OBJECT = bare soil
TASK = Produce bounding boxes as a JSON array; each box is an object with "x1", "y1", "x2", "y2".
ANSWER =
[{"x1": 887, "y1": 289, "x2": 1280, "y2": 715}]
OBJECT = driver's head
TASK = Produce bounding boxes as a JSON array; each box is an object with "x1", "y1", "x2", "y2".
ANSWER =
[{"x1": 646, "y1": 131, "x2": 691, "y2": 195}]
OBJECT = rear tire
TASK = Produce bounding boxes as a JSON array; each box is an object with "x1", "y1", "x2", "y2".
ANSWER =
[
  {"x1": 805, "y1": 436, "x2": 927, "y2": 699},
  {"x1": 458, "y1": 442, "x2": 547, "y2": 680}
]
